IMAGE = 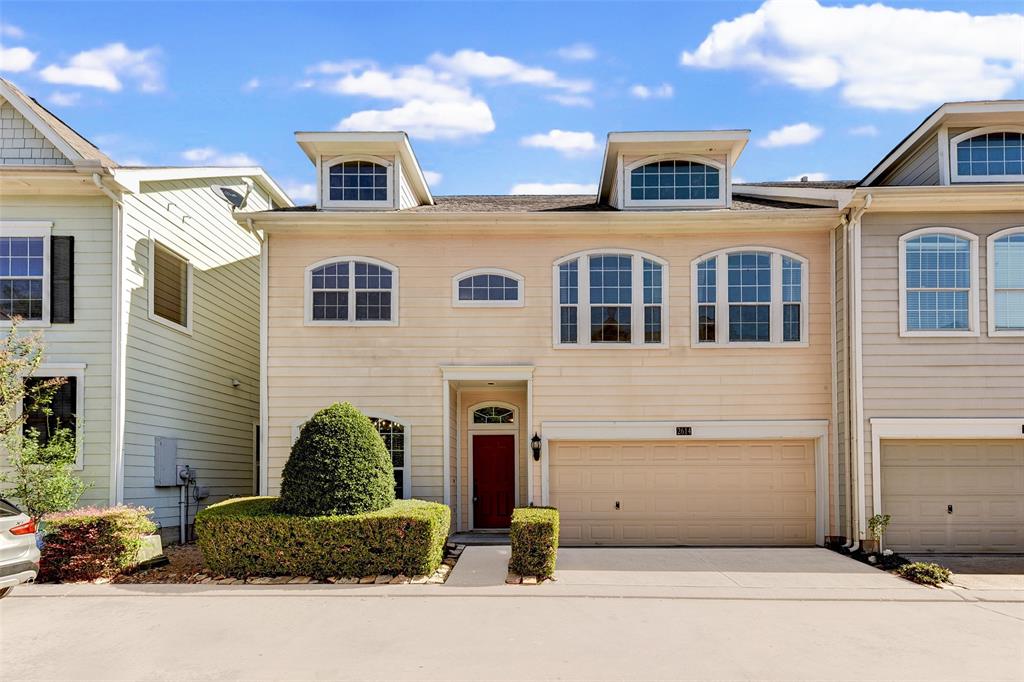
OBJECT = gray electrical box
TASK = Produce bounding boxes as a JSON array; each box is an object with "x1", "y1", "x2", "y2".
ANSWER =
[{"x1": 154, "y1": 437, "x2": 179, "y2": 487}]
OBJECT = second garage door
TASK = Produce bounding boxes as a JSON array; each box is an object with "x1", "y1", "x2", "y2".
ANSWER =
[
  {"x1": 881, "y1": 439, "x2": 1024, "y2": 553},
  {"x1": 549, "y1": 439, "x2": 816, "y2": 546}
]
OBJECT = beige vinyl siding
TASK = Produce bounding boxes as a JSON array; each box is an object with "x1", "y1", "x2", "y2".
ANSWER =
[
  {"x1": 397, "y1": 163, "x2": 417, "y2": 210},
  {"x1": 121, "y1": 177, "x2": 264, "y2": 529},
  {"x1": 265, "y1": 228, "x2": 833, "y2": 508},
  {"x1": 833, "y1": 224, "x2": 848, "y2": 534},
  {"x1": 0, "y1": 98, "x2": 72, "y2": 166},
  {"x1": 859, "y1": 212, "x2": 1024, "y2": 515},
  {"x1": 876, "y1": 133, "x2": 940, "y2": 186},
  {"x1": 0, "y1": 194, "x2": 113, "y2": 506}
]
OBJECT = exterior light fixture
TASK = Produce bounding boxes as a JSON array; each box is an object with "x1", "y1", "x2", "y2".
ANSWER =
[{"x1": 531, "y1": 433, "x2": 542, "y2": 461}]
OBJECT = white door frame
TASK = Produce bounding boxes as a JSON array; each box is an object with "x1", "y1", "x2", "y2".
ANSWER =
[
  {"x1": 540, "y1": 419, "x2": 830, "y2": 546},
  {"x1": 869, "y1": 417, "x2": 1024, "y2": 519}
]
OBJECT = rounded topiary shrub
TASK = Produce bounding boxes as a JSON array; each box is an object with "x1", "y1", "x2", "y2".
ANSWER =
[{"x1": 276, "y1": 402, "x2": 395, "y2": 516}]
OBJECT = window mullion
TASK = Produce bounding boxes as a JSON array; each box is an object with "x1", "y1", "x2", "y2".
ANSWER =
[
  {"x1": 579, "y1": 257, "x2": 591, "y2": 346},
  {"x1": 716, "y1": 255, "x2": 726, "y2": 346},
  {"x1": 771, "y1": 253, "x2": 783, "y2": 344},
  {"x1": 632, "y1": 255, "x2": 643, "y2": 346},
  {"x1": 346, "y1": 261, "x2": 355, "y2": 321}
]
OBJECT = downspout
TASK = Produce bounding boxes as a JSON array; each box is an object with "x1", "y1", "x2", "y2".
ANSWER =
[
  {"x1": 845, "y1": 193, "x2": 872, "y2": 551},
  {"x1": 252, "y1": 219, "x2": 269, "y2": 497},
  {"x1": 94, "y1": 174, "x2": 126, "y2": 506}
]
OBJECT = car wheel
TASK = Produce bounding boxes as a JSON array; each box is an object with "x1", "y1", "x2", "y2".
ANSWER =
[{"x1": 0, "y1": 586, "x2": 12, "y2": 599}]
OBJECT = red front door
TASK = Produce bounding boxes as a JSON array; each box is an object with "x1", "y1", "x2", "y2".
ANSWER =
[{"x1": 473, "y1": 434, "x2": 516, "y2": 528}]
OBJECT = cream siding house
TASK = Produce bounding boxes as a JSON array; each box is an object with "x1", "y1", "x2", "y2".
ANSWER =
[
  {"x1": 248, "y1": 130, "x2": 842, "y2": 546},
  {"x1": 0, "y1": 79, "x2": 291, "y2": 539}
]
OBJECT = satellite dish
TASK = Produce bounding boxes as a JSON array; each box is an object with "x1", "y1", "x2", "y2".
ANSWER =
[{"x1": 212, "y1": 184, "x2": 249, "y2": 210}]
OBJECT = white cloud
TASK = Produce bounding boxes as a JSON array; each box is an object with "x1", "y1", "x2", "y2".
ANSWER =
[
  {"x1": 0, "y1": 45, "x2": 37, "y2": 72},
  {"x1": 283, "y1": 182, "x2": 317, "y2": 203},
  {"x1": 630, "y1": 83, "x2": 674, "y2": 100},
  {"x1": 547, "y1": 94, "x2": 593, "y2": 107},
  {"x1": 758, "y1": 122, "x2": 823, "y2": 148},
  {"x1": 328, "y1": 65, "x2": 471, "y2": 103},
  {"x1": 39, "y1": 43, "x2": 162, "y2": 92},
  {"x1": 48, "y1": 91, "x2": 81, "y2": 107},
  {"x1": 0, "y1": 23, "x2": 25, "y2": 39},
  {"x1": 428, "y1": 49, "x2": 591, "y2": 94},
  {"x1": 680, "y1": 0, "x2": 1024, "y2": 110},
  {"x1": 784, "y1": 172, "x2": 830, "y2": 182},
  {"x1": 510, "y1": 182, "x2": 598, "y2": 195},
  {"x1": 242, "y1": 77, "x2": 260, "y2": 92},
  {"x1": 520, "y1": 129, "x2": 599, "y2": 157},
  {"x1": 337, "y1": 99, "x2": 495, "y2": 140},
  {"x1": 556, "y1": 43, "x2": 596, "y2": 61},
  {"x1": 849, "y1": 124, "x2": 879, "y2": 136},
  {"x1": 181, "y1": 147, "x2": 258, "y2": 166},
  {"x1": 422, "y1": 170, "x2": 442, "y2": 186}
]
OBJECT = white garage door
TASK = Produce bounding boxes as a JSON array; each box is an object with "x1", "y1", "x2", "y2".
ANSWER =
[
  {"x1": 881, "y1": 440, "x2": 1024, "y2": 553},
  {"x1": 549, "y1": 439, "x2": 816, "y2": 546}
]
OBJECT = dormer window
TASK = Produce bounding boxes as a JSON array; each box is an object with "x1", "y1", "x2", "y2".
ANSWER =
[
  {"x1": 321, "y1": 155, "x2": 393, "y2": 208},
  {"x1": 623, "y1": 156, "x2": 726, "y2": 209},
  {"x1": 950, "y1": 128, "x2": 1024, "y2": 183}
]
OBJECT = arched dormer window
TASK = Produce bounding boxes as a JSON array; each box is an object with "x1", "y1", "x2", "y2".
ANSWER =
[
  {"x1": 553, "y1": 249, "x2": 667, "y2": 347},
  {"x1": 624, "y1": 155, "x2": 725, "y2": 208},
  {"x1": 321, "y1": 155, "x2": 393, "y2": 208},
  {"x1": 452, "y1": 268, "x2": 524, "y2": 307},
  {"x1": 691, "y1": 247, "x2": 807, "y2": 346},
  {"x1": 304, "y1": 256, "x2": 398, "y2": 326},
  {"x1": 950, "y1": 127, "x2": 1024, "y2": 183}
]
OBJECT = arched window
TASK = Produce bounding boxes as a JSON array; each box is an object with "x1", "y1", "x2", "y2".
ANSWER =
[
  {"x1": 472, "y1": 405, "x2": 515, "y2": 424},
  {"x1": 987, "y1": 226, "x2": 1024, "y2": 336},
  {"x1": 899, "y1": 228, "x2": 978, "y2": 335},
  {"x1": 452, "y1": 268, "x2": 523, "y2": 307},
  {"x1": 305, "y1": 257, "x2": 398, "y2": 325},
  {"x1": 553, "y1": 250, "x2": 667, "y2": 347},
  {"x1": 691, "y1": 247, "x2": 807, "y2": 346},
  {"x1": 625, "y1": 156, "x2": 724, "y2": 208},
  {"x1": 321, "y1": 155, "x2": 393, "y2": 207},
  {"x1": 950, "y1": 128, "x2": 1024, "y2": 182}
]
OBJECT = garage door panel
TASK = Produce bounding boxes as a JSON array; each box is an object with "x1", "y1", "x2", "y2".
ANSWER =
[
  {"x1": 550, "y1": 439, "x2": 816, "y2": 546},
  {"x1": 881, "y1": 440, "x2": 1024, "y2": 554}
]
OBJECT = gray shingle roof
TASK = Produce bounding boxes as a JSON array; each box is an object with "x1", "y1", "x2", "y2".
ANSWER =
[{"x1": 734, "y1": 181, "x2": 858, "y2": 190}]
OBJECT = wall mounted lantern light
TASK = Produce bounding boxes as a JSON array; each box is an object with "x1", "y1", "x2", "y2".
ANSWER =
[{"x1": 531, "y1": 433, "x2": 542, "y2": 461}]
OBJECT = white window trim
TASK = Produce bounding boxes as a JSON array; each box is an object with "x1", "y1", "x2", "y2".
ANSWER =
[
  {"x1": 898, "y1": 227, "x2": 980, "y2": 337},
  {"x1": 0, "y1": 222, "x2": 52, "y2": 328},
  {"x1": 467, "y1": 400, "x2": 520, "y2": 529},
  {"x1": 147, "y1": 238, "x2": 194, "y2": 336},
  {"x1": 290, "y1": 412, "x2": 411, "y2": 500},
  {"x1": 551, "y1": 248, "x2": 669, "y2": 349},
  {"x1": 451, "y1": 268, "x2": 524, "y2": 308},
  {"x1": 622, "y1": 154, "x2": 728, "y2": 209},
  {"x1": 987, "y1": 226, "x2": 1024, "y2": 337},
  {"x1": 689, "y1": 246, "x2": 809, "y2": 348},
  {"x1": 320, "y1": 154, "x2": 395, "y2": 210},
  {"x1": 22, "y1": 363, "x2": 86, "y2": 469},
  {"x1": 304, "y1": 255, "x2": 400, "y2": 327},
  {"x1": 949, "y1": 126, "x2": 1024, "y2": 184}
]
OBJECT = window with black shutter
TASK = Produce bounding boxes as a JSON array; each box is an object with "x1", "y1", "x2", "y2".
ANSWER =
[
  {"x1": 50, "y1": 236, "x2": 74, "y2": 323},
  {"x1": 23, "y1": 376, "x2": 76, "y2": 447}
]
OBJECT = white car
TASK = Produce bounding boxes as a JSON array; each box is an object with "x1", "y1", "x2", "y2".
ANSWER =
[{"x1": 0, "y1": 498, "x2": 39, "y2": 597}]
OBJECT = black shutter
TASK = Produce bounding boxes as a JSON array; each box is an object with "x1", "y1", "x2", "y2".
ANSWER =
[{"x1": 50, "y1": 236, "x2": 74, "y2": 323}]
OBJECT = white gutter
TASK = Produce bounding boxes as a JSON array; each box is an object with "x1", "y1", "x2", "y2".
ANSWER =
[
  {"x1": 94, "y1": 174, "x2": 127, "y2": 505},
  {"x1": 845, "y1": 193, "x2": 872, "y2": 550},
  {"x1": 255, "y1": 219, "x2": 269, "y2": 496}
]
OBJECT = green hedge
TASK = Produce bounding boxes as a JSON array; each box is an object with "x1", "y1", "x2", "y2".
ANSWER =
[
  {"x1": 40, "y1": 506, "x2": 156, "y2": 582},
  {"x1": 509, "y1": 507, "x2": 559, "y2": 578},
  {"x1": 196, "y1": 497, "x2": 450, "y2": 579}
]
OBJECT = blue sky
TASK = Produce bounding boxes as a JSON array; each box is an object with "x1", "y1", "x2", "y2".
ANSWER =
[{"x1": 1, "y1": 1, "x2": 1021, "y2": 202}]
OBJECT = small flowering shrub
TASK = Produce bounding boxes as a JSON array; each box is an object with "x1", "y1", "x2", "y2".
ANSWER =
[
  {"x1": 40, "y1": 506, "x2": 156, "y2": 582},
  {"x1": 896, "y1": 561, "x2": 952, "y2": 587}
]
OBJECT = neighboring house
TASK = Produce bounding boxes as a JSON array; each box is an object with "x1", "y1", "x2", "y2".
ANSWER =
[
  {"x1": 0, "y1": 78, "x2": 292, "y2": 539},
  {"x1": 247, "y1": 109, "x2": 1023, "y2": 553},
  {"x1": 743, "y1": 101, "x2": 1024, "y2": 554}
]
